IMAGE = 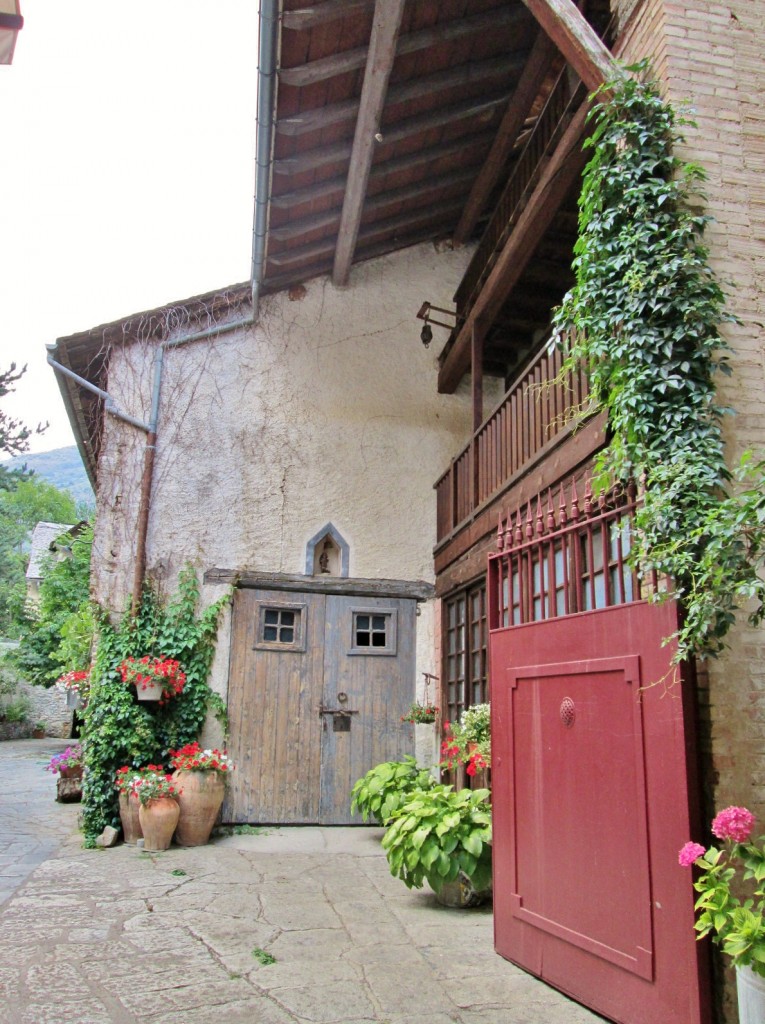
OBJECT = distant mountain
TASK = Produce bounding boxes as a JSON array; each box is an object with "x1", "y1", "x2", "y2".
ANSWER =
[{"x1": 1, "y1": 446, "x2": 94, "y2": 507}]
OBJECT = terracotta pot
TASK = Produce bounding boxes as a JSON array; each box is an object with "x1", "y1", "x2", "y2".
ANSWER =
[
  {"x1": 138, "y1": 797, "x2": 180, "y2": 851},
  {"x1": 432, "y1": 870, "x2": 492, "y2": 908},
  {"x1": 118, "y1": 791, "x2": 143, "y2": 845},
  {"x1": 172, "y1": 769, "x2": 226, "y2": 846},
  {"x1": 58, "y1": 765, "x2": 83, "y2": 781}
]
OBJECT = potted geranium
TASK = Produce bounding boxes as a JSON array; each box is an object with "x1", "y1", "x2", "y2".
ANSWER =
[
  {"x1": 382, "y1": 784, "x2": 492, "y2": 907},
  {"x1": 114, "y1": 765, "x2": 156, "y2": 844},
  {"x1": 133, "y1": 768, "x2": 180, "y2": 851},
  {"x1": 679, "y1": 806, "x2": 765, "y2": 1023},
  {"x1": 441, "y1": 702, "x2": 491, "y2": 777},
  {"x1": 118, "y1": 655, "x2": 186, "y2": 704},
  {"x1": 401, "y1": 701, "x2": 439, "y2": 725},
  {"x1": 55, "y1": 669, "x2": 90, "y2": 710},
  {"x1": 169, "y1": 742, "x2": 234, "y2": 846}
]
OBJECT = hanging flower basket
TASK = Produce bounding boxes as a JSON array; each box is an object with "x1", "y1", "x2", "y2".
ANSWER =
[
  {"x1": 118, "y1": 656, "x2": 186, "y2": 704},
  {"x1": 401, "y1": 701, "x2": 439, "y2": 725},
  {"x1": 55, "y1": 669, "x2": 90, "y2": 710}
]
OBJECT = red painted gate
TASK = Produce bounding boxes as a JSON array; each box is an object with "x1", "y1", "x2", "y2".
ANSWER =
[{"x1": 487, "y1": 485, "x2": 711, "y2": 1024}]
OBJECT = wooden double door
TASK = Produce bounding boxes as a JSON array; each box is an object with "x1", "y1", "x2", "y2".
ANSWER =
[{"x1": 225, "y1": 587, "x2": 416, "y2": 824}]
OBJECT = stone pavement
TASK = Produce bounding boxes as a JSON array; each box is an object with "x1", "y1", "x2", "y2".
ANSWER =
[{"x1": 0, "y1": 740, "x2": 606, "y2": 1024}]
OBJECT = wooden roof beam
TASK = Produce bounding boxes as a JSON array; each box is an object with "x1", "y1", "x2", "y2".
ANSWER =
[
  {"x1": 333, "y1": 0, "x2": 406, "y2": 287},
  {"x1": 278, "y1": 6, "x2": 530, "y2": 88},
  {"x1": 438, "y1": 101, "x2": 590, "y2": 393},
  {"x1": 282, "y1": 1, "x2": 375, "y2": 32},
  {"x1": 269, "y1": 135, "x2": 491, "y2": 211},
  {"x1": 520, "y1": 0, "x2": 618, "y2": 93},
  {"x1": 272, "y1": 92, "x2": 510, "y2": 177},
  {"x1": 276, "y1": 53, "x2": 524, "y2": 138},
  {"x1": 452, "y1": 30, "x2": 557, "y2": 245}
]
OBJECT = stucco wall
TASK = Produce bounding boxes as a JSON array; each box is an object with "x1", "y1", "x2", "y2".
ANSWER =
[{"x1": 91, "y1": 242, "x2": 491, "y2": 749}]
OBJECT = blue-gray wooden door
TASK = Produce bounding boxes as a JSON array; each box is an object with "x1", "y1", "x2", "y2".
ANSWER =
[{"x1": 226, "y1": 588, "x2": 416, "y2": 824}]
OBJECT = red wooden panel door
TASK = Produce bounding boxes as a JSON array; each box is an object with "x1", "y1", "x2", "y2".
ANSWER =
[{"x1": 490, "y1": 600, "x2": 710, "y2": 1024}]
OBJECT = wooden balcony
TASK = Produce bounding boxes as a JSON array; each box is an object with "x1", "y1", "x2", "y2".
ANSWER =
[{"x1": 435, "y1": 338, "x2": 594, "y2": 546}]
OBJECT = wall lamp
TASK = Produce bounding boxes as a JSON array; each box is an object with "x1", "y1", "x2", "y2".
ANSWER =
[{"x1": 415, "y1": 302, "x2": 462, "y2": 349}]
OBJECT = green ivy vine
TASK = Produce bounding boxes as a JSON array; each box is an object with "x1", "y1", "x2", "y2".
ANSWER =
[
  {"x1": 80, "y1": 566, "x2": 229, "y2": 845},
  {"x1": 553, "y1": 62, "x2": 765, "y2": 662}
]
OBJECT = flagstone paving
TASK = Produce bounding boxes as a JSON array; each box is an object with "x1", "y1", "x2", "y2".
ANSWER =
[{"x1": 0, "y1": 740, "x2": 606, "y2": 1023}]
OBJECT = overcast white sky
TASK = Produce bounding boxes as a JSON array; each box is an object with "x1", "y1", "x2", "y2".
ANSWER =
[{"x1": 0, "y1": 1, "x2": 258, "y2": 454}]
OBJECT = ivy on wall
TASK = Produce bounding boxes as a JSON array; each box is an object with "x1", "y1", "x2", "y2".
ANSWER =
[
  {"x1": 554, "y1": 62, "x2": 765, "y2": 662},
  {"x1": 81, "y1": 567, "x2": 229, "y2": 845}
]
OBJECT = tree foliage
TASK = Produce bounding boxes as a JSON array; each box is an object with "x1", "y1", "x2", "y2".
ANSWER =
[
  {"x1": 553, "y1": 63, "x2": 765, "y2": 661},
  {"x1": 0, "y1": 363, "x2": 45, "y2": 490},
  {"x1": 11, "y1": 523, "x2": 93, "y2": 684},
  {"x1": 0, "y1": 477, "x2": 81, "y2": 639}
]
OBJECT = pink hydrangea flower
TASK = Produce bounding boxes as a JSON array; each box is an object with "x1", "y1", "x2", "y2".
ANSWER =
[
  {"x1": 678, "y1": 841, "x2": 706, "y2": 867},
  {"x1": 711, "y1": 806, "x2": 755, "y2": 844}
]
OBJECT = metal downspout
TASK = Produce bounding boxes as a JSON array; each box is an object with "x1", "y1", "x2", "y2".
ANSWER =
[{"x1": 251, "y1": 0, "x2": 279, "y2": 316}]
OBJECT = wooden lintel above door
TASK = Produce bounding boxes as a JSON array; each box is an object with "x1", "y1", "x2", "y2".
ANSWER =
[{"x1": 204, "y1": 568, "x2": 435, "y2": 602}]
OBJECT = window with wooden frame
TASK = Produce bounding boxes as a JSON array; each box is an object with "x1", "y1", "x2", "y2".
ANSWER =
[
  {"x1": 349, "y1": 609, "x2": 397, "y2": 656},
  {"x1": 253, "y1": 603, "x2": 306, "y2": 652},
  {"x1": 442, "y1": 581, "x2": 489, "y2": 728}
]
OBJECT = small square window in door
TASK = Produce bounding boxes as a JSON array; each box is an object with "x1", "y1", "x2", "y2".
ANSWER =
[
  {"x1": 253, "y1": 603, "x2": 307, "y2": 652},
  {"x1": 349, "y1": 609, "x2": 397, "y2": 656}
]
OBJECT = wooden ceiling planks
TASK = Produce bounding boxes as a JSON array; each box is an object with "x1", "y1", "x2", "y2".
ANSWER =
[{"x1": 261, "y1": 0, "x2": 614, "y2": 387}]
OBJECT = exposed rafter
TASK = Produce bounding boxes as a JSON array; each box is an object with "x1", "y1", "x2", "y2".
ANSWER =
[
  {"x1": 276, "y1": 54, "x2": 524, "y2": 138},
  {"x1": 520, "y1": 0, "x2": 617, "y2": 92},
  {"x1": 333, "y1": 0, "x2": 406, "y2": 286},
  {"x1": 278, "y1": 7, "x2": 529, "y2": 88},
  {"x1": 282, "y1": 0, "x2": 375, "y2": 32},
  {"x1": 272, "y1": 93, "x2": 511, "y2": 177},
  {"x1": 438, "y1": 102, "x2": 590, "y2": 393},
  {"x1": 453, "y1": 31, "x2": 557, "y2": 245}
]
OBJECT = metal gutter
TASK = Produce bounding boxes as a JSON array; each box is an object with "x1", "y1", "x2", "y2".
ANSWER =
[{"x1": 250, "y1": 0, "x2": 280, "y2": 316}]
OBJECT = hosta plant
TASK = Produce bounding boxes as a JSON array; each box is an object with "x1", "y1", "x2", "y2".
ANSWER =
[
  {"x1": 381, "y1": 784, "x2": 492, "y2": 894},
  {"x1": 350, "y1": 755, "x2": 435, "y2": 825}
]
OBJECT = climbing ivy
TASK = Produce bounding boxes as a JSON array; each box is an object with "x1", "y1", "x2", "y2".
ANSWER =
[
  {"x1": 81, "y1": 566, "x2": 229, "y2": 845},
  {"x1": 553, "y1": 62, "x2": 765, "y2": 662}
]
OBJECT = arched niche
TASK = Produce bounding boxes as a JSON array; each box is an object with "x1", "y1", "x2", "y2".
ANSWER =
[{"x1": 305, "y1": 523, "x2": 350, "y2": 578}]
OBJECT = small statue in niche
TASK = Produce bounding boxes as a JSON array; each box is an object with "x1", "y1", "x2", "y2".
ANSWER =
[{"x1": 319, "y1": 540, "x2": 331, "y2": 574}]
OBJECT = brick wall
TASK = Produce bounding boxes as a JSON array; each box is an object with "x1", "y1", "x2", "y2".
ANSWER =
[
  {"x1": 617, "y1": 0, "x2": 765, "y2": 818},
  {"x1": 616, "y1": 2, "x2": 765, "y2": 1019}
]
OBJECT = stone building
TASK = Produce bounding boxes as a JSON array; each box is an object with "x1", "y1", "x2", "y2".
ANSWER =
[{"x1": 49, "y1": 2, "x2": 765, "y2": 1021}]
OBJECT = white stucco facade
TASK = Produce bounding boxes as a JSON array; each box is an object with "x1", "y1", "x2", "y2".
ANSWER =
[{"x1": 91, "y1": 241, "x2": 493, "y2": 757}]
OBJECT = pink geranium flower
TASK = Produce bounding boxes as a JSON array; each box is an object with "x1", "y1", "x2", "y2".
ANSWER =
[
  {"x1": 711, "y1": 806, "x2": 755, "y2": 844},
  {"x1": 678, "y1": 841, "x2": 706, "y2": 867}
]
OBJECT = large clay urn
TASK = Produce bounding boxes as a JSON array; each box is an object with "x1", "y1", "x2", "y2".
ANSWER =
[
  {"x1": 118, "y1": 791, "x2": 143, "y2": 845},
  {"x1": 172, "y1": 770, "x2": 226, "y2": 846},
  {"x1": 138, "y1": 797, "x2": 180, "y2": 852}
]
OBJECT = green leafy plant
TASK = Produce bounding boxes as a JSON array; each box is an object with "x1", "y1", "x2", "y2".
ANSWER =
[
  {"x1": 381, "y1": 784, "x2": 492, "y2": 894},
  {"x1": 350, "y1": 755, "x2": 436, "y2": 825},
  {"x1": 680, "y1": 806, "x2": 765, "y2": 976},
  {"x1": 80, "y1": 566, "x2": 229, "y2": 845},
  {"x1": 553, "y1": 62, "x2": 765, "y2": 662},
  {"x1": 251, "y1": 948, "x2": 277, "y2": 966}
]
